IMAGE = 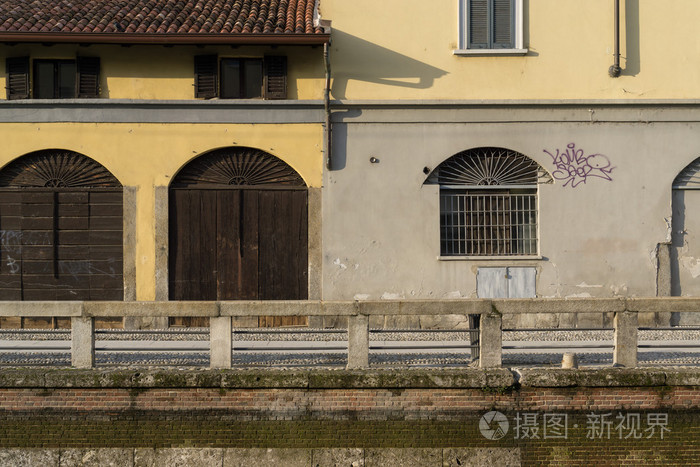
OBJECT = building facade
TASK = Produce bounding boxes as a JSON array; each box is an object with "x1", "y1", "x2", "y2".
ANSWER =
[
  {"x1": 318, "y1": 0, "x2": 700, "y2": 327},
  {"x1": 0, "y1": 0, "x2": 330, "y2": 327},
  {"x1": 2, "y1": 0, "x2": 700, "y2": 327}
]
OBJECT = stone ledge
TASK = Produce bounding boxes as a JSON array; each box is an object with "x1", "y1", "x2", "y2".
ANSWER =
[
  {"x1": 1, "y1": 368, "x2": 700, "y2": 389},
  {"x1": 516, "y1": 368, "x2": 700, "y2": 387},
  {"x1": 0, "y1": 368, "x2": 515, "y2": 390}
]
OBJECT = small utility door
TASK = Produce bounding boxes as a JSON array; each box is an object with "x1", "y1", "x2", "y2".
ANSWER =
[
  {"x1": 169, "y1": 188, "x2": 308, "y2": 302},
  {"x1": 476, "y1": 267, "x2": 536, "y2": 298}
]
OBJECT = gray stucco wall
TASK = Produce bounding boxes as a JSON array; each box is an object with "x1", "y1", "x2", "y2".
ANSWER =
[{"x1": 322, "y1": 104, "x2": 700, "y2": 309}]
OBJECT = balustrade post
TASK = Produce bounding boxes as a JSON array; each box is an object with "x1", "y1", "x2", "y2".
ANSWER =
[
  {"x1": 210, "y1": 316, "x2": 232, "y2": 369},
  {"x1": 71, "y1": 317, "x2": 94, "y2": 369},
  {"x1": 479, "y1": 311, "x2": 502, "y2": 368},
  {"x1": 347, "y1": 314, "x2": 369, "y2": 369},
  {"x1": 613, "y1": 311, "x2": 638, "y2": 367}
]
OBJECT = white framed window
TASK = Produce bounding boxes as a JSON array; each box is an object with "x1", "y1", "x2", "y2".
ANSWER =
[
  {"x1": 424, "y1": 147, "x2": 551, "y2": 258},
  {"x1": 455, "y1": 0, "x2": 526, "y2": 55}
]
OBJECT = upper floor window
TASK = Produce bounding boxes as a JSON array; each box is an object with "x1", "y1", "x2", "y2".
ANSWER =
[
  {"x1": 194, "y1": 55, "x2": 287, "y2": 100},
  {"x1": 456, "y1": 0, "x2": 526, "y2": 55},
  {"x1": 220, "y1": 58, "x2": 263, "y2": 99},
  {"x1": 34, "y1": 60, "x2": 76, "y2": 99},
  {"x1": 6, "y1": 57, "x2": 100, "y2": 100},
  {"x1": 425, "y1": 147, "x2": 551, "y2": 257}
]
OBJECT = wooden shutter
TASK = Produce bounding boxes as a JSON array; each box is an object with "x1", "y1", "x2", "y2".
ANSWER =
[
  {"x1": 77, "y1": 57, "x2": 100, "y2": 98},
  {"x1": 492, "y1": 0, "x2": 514, "y2": 48},
  {"x1": 468, "y1": 0, "x2": 489, "y2": 48},
  {"x1": 263, "y1": 56, "x2": 287, "y2": 100},
  {"x1": 194, "y1": 55, "x2": 218, "y2": 99},
  {"x1": 6, "y1": 57, "x2": 30, "y2": 100}
]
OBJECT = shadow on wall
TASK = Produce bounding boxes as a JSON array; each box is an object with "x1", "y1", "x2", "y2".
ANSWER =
[
  {"x1": 330, "y1": 30, "x2": 448, "y2": 100},
  {"x1": 671, "y1": 189, "x2": 684, "y2": 297},
  {"x1": 623, "y1": 0, "x2": 640, "y2": 77}
]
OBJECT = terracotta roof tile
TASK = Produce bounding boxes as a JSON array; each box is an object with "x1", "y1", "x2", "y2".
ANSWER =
[{"x1": 0, "y1": 0, "x2": 326, "y2": 37}]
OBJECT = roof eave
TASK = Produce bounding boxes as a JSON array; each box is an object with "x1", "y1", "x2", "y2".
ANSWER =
[{"x1": 0, "y1": 32, "x2": 331, "y2": 46}]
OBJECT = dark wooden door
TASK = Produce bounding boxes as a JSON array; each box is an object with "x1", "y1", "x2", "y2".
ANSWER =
[
  {"x1": 169, "y1": 187, "x2": 308, "y2": 325},
  {"x1": 168, "y1": 147, "x2": 309, "y2": 327},
  {"x1": 0, "y1": 151, "x2": 124, "y2": 328},
  {"x1": 0, "y1": 188, "x2": 124, "y2": 303}
]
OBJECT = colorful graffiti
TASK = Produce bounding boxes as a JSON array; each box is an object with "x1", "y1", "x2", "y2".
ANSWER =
[{"x1": 544, "y1": 143, "x2": 615, "y2": 188}]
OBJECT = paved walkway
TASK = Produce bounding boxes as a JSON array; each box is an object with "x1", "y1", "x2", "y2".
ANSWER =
[{"x1": 0, "y1": 328, "x2": 698, "y2": 367}]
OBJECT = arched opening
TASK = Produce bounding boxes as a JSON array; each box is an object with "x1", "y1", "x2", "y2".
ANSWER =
[
  {"x1": 0, "y1": 149, "x2": 123, "y2": 327},
  {"x1": 671, "y1": 158, "x2": 700, "y2": 323},
  {"x1": 168, "y1": 147, "x2": 308, "y2": 326},
  {"x1": 424, "y1": 147, "x2": 552, "y2": 257}
]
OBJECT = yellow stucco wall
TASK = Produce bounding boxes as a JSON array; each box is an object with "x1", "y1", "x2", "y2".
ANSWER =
[
  {"x1": 0, "y1": 44, "x2": 325, "y2": 100},
  {"x1": 321, "y1": 0, "x2": 700, "y2": 100},
  {"x1": 0, "y1": 123, "x2": 324, "y2": 300},
  {"x1": 3, "y1": 1, "x2": 697, "y2": 101}
]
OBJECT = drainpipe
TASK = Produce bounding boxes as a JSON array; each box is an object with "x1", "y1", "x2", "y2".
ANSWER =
[
  {"x1": 324, "y1": 41, "x2": 333, "y2": 169},
  {"x1": 609, "y1": 0, "x2": 621, "y2": 77}
]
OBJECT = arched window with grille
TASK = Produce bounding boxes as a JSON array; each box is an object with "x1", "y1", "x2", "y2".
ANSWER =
[{"x1": 424, "y1": 147, "x2": 552, "y2": 257}]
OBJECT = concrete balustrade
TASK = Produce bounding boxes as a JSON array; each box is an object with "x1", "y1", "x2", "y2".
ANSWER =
[
  {"x1": 71, "y1": 316, "x2": 94, "y2": 369},
  {"x1": 0, "y1": 298, "x2": 698, "y2": 370},
  {"x1": 479, "y1": 311, "x2": 503, "y2": 368},
  {"x1": 347, "y1": 314, "x2": 370, "y2": 369},
  {"x1": 210, "y1": 316, "x2": 233, "y2": 369},
  {"x1": 613, "y1": 311, "x2": 639, "y2": 367}
]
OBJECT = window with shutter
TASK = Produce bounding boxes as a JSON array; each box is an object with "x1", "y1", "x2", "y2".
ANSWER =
[
  {"x1": 460, "y1": 0, "x2": 523, "y2": 52},
  {"x1": 77, "y1": 57, "x2": 100, "y2": 98},
  {"x1": 194, "y1": 55, "x2": 218, "y2": 99},
  {"x1": 468, "y1": 0, "x2": 489, "y2": 48},
  {"x1": 6, "y1": 57, "x2": 100, "y2": 99},
  {"x1": 194, "y1": 55, "x2": 287, "y2": 100},
  {"x1": 6, "y1": 57, "x2": 30, "y2": 100},
  {"x1": 492, "y1": 0, "x2": 514, "y2": 48},
  {"x1": 264, "y1": 56, "x2": 287, "y2": 100}
]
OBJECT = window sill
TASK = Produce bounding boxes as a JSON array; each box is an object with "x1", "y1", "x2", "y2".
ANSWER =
[
  {"x1": 438, "y1": 255, "x2": 542, "y2": 261},
  {"x1": 453, "y1": 48, "x2": 528, "y2": 56}
]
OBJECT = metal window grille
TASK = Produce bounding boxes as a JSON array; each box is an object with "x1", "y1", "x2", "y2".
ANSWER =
[{"x1": 440, "y1": 189, "x2": 537, "y2": 256}]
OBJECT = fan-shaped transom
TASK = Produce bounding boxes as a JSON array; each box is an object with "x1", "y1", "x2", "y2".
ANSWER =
[
  {"x1": 673, "y1": 157, "x2": 700, "y2": 189},
  {"x1": 0, "y1": 149, "x2": 121, "y2": 188},
  {"x1": 172, "y1": 147, "x2": 305, "y2": 188},
  {"x1": 425, "y1": 147, "x2": 553, "y2": 187}
]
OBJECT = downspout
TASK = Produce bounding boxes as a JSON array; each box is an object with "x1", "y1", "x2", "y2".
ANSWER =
[
  {"x1": 609, "y1": 0, "x2": 621, "y2": 77},
  {"x1": 324, "y1": 41, "x2": 333, "y2": 169}
]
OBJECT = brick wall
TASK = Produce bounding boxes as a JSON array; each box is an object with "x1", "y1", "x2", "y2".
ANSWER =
[
  {"x1": 0, "y1": 368, "x2": 698, "y2": 466},
  {"x1": 0, "y1": 386, "x2": 698, "y2": 415}
]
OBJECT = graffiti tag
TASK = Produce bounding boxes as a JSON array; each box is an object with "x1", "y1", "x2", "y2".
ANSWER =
[
  {"x1": 1, "y1": 230, "x2": 118, "y2": 278},
  {"x1": 544, "y1": 143, "x2": 615, "y2": 188}
]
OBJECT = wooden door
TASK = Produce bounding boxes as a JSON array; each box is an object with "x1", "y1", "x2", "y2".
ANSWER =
[
  {"x1": 0, "y1": 150, "x2": 124, "y2": 329},
  {"x1": 0, "y1": 187, "x2": 125, "y2": 318},
  {"x1": 169, "y1": 188, "x2": 308, "y2": 326},
  {"x1": 168, "y1": 147, "x2": 309, "y2": 327},
  {"x1": 256, "y1": 189, "x2": 308, "y2": 327}
]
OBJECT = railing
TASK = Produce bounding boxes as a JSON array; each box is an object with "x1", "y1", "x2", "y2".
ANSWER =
[{"x1": 1, "y1": 298, "x2": 699, "y2": 369}]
